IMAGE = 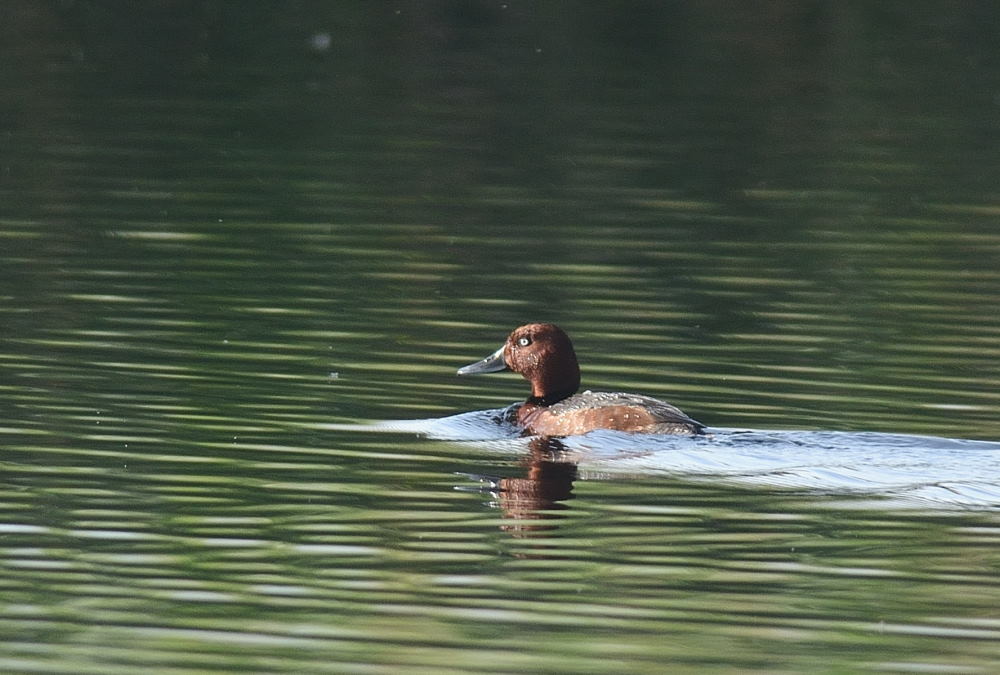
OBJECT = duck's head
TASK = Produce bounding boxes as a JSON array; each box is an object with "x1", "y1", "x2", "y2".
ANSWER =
[{"x1": 457, "y1": 323, "x2": 581, "y2": 404}]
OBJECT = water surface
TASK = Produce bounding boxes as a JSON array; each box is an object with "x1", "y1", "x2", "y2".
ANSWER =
[{"x1": 2, "y1": 3, "x2": 1000, "y2": 673}]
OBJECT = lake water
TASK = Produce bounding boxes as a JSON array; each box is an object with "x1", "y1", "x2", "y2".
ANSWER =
[{"x1": 2, "y1": 3, "x2": 1000, "y2": 673}]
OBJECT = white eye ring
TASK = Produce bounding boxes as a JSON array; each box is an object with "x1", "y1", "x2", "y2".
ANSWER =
[{"x1": 517, "y1": 337, "x2": 531, "y2": 347}]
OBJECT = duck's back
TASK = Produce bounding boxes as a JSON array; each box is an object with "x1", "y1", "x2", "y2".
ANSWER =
[{"x1": 518, "y1": 390, "x2": 705, "y2": 436}]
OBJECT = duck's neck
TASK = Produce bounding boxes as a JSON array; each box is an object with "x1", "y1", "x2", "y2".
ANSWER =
[
  {"x1": 528, "y1": 380, "x2": 579, "y2": 407},
  {"x1": 526, "y1": 346, "x2": 580, "y2": 407},
  {"x1": 526, "y1": 393, "x2": 568, "y2": 407}
]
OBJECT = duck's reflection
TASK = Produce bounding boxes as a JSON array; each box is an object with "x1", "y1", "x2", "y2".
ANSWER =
[{"x1": 492, "y1": 437, "x2": 578, "y2": 535}]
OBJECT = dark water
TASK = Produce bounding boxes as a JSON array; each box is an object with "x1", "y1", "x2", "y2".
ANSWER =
[{"x1": 2, "y1": 3, "x2": 1000, "y2": 673}]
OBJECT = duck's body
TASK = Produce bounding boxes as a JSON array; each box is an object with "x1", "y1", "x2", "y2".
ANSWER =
[
  {"x1": 457, "y1": 323, "x2": 704, "y2": 437},
  {"x1": 517, "y1": 390, "x2": 704, "y2": 436}
]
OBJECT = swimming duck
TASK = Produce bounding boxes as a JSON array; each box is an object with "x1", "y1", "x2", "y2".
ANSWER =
[{"x1": 457, "y1": 323, "x2": 705, "y2": 436}]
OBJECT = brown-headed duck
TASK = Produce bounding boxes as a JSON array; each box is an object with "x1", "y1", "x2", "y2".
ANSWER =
[{"x1": 457, "y1": 323, "x2": 705, "y2": 436}]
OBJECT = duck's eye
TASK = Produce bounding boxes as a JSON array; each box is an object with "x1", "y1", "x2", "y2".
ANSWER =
[{"x1": 517, "y1": 336, "x2": 531, "y2": 347}]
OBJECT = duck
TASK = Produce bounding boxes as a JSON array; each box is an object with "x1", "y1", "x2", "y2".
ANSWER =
[{"x1": 457, "y1": 323, "x2": 705, "y2": 436}]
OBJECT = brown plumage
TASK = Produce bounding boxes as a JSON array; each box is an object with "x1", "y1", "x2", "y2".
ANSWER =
[{"x1": 457, "y1": 323, "x2": 704, "y2": 436}]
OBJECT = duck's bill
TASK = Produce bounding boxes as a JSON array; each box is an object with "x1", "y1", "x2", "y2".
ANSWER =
[{"x1": 456, "y1": 346, "x2": 508, "y2": 375}]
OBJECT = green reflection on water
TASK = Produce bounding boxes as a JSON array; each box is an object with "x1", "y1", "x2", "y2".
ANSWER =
[{"x1": 2, "y1": 2, "x2": 1000, "y2": 673}]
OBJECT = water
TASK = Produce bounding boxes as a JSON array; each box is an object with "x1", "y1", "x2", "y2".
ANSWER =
[{"x1": 2, "y1": 3, "x2": 1000, "y2": 673}]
